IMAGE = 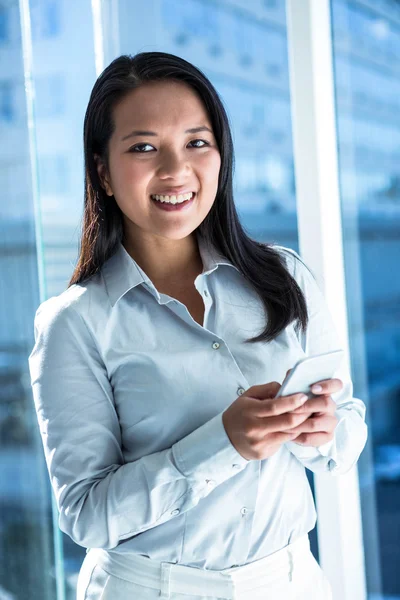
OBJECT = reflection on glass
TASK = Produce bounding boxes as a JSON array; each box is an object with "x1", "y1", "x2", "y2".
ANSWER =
[
  {"x1": 27, "y1": 0, "x2": 97, "y2": 593},
  {"x1": 331, "y1": 0, "x2": 400, "y2": 597},
  {"x1": 0, "y1": 1, "x2": 56, "y2": 599},
  {"x1": 0, "y1": 0, "x2": 97, "y2": 598}
]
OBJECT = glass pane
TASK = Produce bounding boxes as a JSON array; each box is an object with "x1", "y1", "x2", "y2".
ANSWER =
[
  {"x1": 27, "y1": 0, "x2": 97, "y2": 301},
  {"x1": 20, "y1": 0, "x2": 97, "y2": 597},
  {"x1": 331, "y1": 0, "x2": 400, "y2": 597},
  {"x1": 0, "y1": 1, "x2": 55, "y2": 599}
]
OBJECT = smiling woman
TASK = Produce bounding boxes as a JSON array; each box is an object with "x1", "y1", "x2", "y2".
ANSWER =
[
  {"x1": 69, "y1": 52, "x2": 311, "y2": 347},
  {"x1": 28, "y1": 51, "x2": 367, "y2": 600},
  {"x1": 92, "y1": 77, "x2": 221, "y2": 288}
]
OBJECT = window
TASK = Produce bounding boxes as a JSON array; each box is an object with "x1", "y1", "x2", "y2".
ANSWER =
[{"x1": 331, "y1": 0, "x2": 400, "y2": 596}]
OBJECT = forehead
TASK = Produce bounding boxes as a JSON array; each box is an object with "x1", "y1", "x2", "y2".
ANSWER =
[{"x1": 112, "y1": 81, "x2": 210, "y2": 133}]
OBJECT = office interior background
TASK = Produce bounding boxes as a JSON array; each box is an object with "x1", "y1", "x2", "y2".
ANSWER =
[{"x1": 1, "y1": 0, "x2": 399, "y2": 598}]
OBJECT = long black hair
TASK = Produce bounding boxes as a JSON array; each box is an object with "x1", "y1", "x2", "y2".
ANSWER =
[{"x1": 68, "y1": 51, "x2": 311, "y2": 344}]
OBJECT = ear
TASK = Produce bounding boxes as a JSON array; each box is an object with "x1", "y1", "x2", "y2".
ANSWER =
[{"x1": 94, "y1": 153, "x2": 113, "y2": 196}]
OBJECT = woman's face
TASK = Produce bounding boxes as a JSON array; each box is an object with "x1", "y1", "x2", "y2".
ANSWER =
[{"x1": 97, "y1": 80, "x2": 221, "y2": 244}]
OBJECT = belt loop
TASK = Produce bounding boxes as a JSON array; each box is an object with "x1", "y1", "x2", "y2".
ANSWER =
[{"x1": 160, "y1": 562, "x2": 172, "y2": 598}]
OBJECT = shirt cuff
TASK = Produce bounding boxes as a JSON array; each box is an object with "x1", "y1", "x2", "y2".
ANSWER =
[{"x1": 172, "y1": 412, "x2": 249, "y2": 489}]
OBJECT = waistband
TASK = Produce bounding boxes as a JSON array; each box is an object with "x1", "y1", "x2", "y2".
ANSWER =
[{"x1": 86, "y1": 534, "x2": 312, "y2": 599}]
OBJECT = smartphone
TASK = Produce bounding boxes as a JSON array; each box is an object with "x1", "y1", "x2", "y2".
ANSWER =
[{"x1": 274, "y1": 349, "x2": 345, "y2": 399}]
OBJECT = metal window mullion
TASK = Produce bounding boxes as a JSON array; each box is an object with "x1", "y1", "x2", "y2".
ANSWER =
[
  {"x1": 285, "y1": 1, "x2": 367, "y2": 599},
  {"x1": 91, "y1": 0, "x2": 105, "y2": 76},
  {"x1": 91, "y1": 0, "x2": 120, "y2": 76}
]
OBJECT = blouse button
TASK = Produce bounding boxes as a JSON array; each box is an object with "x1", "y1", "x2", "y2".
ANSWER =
[
  {"x1": 232, "y1": 464, "x2": 241, "y2": 470},
  {"x1": 204, "y1": 290, "x2": 209, "y2": 297},
  {"x1": 212, "y1": 342, "x2": 220, "y2": 349},
  {"x1": 206, "y1": 479, "x2": 215, "y2": 488},
  {"x1": 237, "y1": 388, "x2": 246, "y2": 395},
  {"x1": 171, "y1": 509, "x2": 180, "y2": 516},
  {"x1": 240, "y1": 507, "x2": 248, "y2": 515}
]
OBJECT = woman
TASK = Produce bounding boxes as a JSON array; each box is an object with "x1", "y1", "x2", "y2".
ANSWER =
[{"x1": 28, "y1": 52, "x2": 368, "y2": 600}]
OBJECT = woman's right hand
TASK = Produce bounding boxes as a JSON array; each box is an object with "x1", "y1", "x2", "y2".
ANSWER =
[{"x1": 222, "y1": 381, "x2": 311, "y2": 461}]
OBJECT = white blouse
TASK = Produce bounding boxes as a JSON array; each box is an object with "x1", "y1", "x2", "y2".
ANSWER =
[{"x1": 28, "y1": 230, "x2": 367, "y2": 569}]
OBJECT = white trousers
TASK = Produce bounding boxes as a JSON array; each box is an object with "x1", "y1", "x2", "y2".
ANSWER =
[{"x1": 77, "y1": 533, "x2": 333, "y2": 600}]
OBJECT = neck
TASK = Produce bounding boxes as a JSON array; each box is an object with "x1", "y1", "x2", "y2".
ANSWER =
[{"x1": 123, "y1": 231, "x2": 204, "y2": 287}]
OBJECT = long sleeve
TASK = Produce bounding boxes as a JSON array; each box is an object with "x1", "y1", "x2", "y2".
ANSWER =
[
  {"x1": 280, "y1": 249, "x2": 368, "y2": 475},
  {"x1": 28, "y1": 299, "x2": 249, "y2": 550}
]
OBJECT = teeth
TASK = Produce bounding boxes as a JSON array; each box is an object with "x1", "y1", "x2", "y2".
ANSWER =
[{"x1": 151, "y1": 192, "x2": 194, "y2": 204}]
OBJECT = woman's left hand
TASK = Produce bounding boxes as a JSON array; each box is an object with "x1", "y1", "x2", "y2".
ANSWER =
[{"x1": 281, "y1": 369, "x2": 341, "y2": 446}]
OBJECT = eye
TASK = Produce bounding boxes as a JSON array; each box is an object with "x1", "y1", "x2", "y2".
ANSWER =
[
  {"x1": 128, "y1": 139, "x2": 210, "y2": 153},
  {"x1": 129, "y1": 143, "x2": 154, "y2": 153},
  {"x1": 189, "y1": 139, "x2": 209, "y2": 148}
]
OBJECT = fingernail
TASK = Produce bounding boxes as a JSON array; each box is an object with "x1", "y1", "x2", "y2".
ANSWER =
[{"x1": 311, "y1": 385, "x2": 322, "y2": 392}]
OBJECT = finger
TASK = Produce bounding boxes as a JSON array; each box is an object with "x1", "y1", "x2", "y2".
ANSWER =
[
  {"x1": 250, "y1": 393, "x2": 308, "y2": 418},
  {"x1": 310, "y1": 378, "x2": 343, "y2": 395},
  {"x1": 284, "y1": 414, "x2": 336, "y2": 434},
  {"x1": 264, "y1": 410, "x2": 312, "y2": 434},
  {"x1": 251, "y1": 409, "x2": 311, "y2": 436},
  {"x1": 268, "y1": 431, "x2": 302, "y2": 445},
  {"x1": 282, "y1": 414, "x2": 337, "y2": 435},
  {"x1": 247, "y1": 382, "x2": 281, "y2": 399},
  {"x1": 289, "y1": 431, "x2": 335, "y2": 447},
  {"x1": 289, "y1": 395, "x2": 335, "y2": 414}
]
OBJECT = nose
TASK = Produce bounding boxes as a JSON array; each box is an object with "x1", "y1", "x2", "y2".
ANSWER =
[{"x1": 157, "y1": 150, "x2": 191, "y2": 179}]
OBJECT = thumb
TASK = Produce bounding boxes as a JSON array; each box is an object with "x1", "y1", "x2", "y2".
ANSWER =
[{"x1": 247, "y1": 381, "x2": 281, "y2": 399}]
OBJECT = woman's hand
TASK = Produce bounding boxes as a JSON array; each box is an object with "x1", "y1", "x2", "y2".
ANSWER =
[
  {"x1": 222, "y1": 382, "x2": 312, "y2": 461},
  {"x1": 281, "y1": 368, "x2": 341, "y2": 446}
]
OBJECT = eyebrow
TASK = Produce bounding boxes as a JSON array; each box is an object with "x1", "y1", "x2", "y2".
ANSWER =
[{"x1": 121, "y1": 125, "x2": 213, "y2": 142}]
